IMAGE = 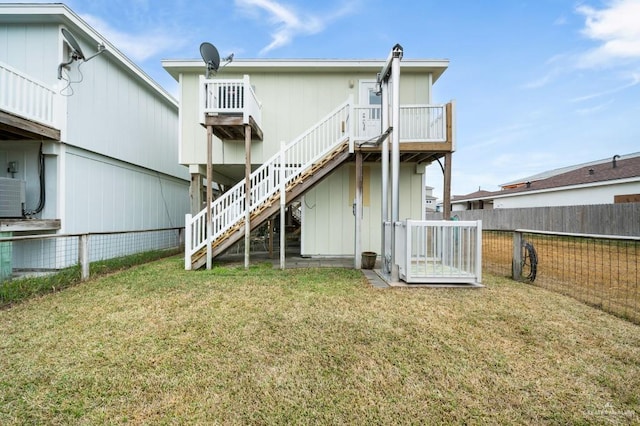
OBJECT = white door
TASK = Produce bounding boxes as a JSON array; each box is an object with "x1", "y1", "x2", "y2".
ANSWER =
[{"x1": 358, "y1": 80, "x2": 382, "y2": 140}]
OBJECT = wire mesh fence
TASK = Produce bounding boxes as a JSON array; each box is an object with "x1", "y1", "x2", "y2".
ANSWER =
[
  {"x1": 482, "y1": 230, "x2": 513, "y2": 278},
  {"x1": 480, "y1": 229, "x2": 640, "y2": 325},
  {"x1": 520, "y1": 230, "x2": 639, "y2": 325},
  {"x1": 1, "y1": 228, "x2": 183, "y2": 281}
]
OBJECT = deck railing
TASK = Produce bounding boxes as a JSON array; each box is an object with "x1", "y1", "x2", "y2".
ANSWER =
[
  {"x1": 0, "y1": 61, "x2": 56, "y2": 127},
  {"x1": 185, "y1": 97, "x2": 351, "y2": 269},
  {"x1": 353, "y1": 104, "x2": 447, "y2": 143},
  {"x1": 394, "y1": 220, "x2": 482, "y2": 284},
  {"x1": 199, "y1": 75, "x2": 262, "y2": 127}
]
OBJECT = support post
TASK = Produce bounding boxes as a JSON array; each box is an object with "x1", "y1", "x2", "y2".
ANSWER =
[
  {"x1": 268, "y1": 218, "x2": 274, "y2": 258},
  {"x1": 184, "y1": 214, "x2": 192, "y2": 270},
  {"x1": 190, "y1": 171, "x2": 204, "y2": 215},
  {"x1": 79, "y1": 233, "x2": 89, "y2": 281},
  {"x1": 279, "y1": 142, "x2": 286, "y2": 270},
  {"x1": 512, "y1": 230, "x2": 522, "y2": 281},
  {"x1": 206, "y1": 125, "x2": 213, "y2": 270},
  {"x1": 244, "y1": 124, "x2": 251, "y2": 269},
  {"x1": 443, "y1": 152, "x2": 452, "y2": 220},
  {"x1": 381, "y1": 78, "x2": 390, "y2": 274},
  {"x1": 354, "y1": 151, "x2": 363, "y2": 269},
  {"x1": 390, "y1": 45, "x2": 402, "y2": 283}
]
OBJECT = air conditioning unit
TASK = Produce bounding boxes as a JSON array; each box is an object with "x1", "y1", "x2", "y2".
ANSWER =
[{"x1": 0, "y1": 177, "x2": 25, "y2": 218}]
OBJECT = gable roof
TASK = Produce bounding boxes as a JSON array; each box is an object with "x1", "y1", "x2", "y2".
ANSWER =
[
  {"x1": 499, "y1": 152, "x2": 640, "y2": 188},
  {"x1": 0, "y1": 3, "x2": 177, "y2": 106},
  {"x1": 453, "y1": 153, "x2": 640, "y2": 203}
]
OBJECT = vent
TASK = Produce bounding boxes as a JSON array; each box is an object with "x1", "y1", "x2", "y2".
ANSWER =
[{"x1": 0, "y1": 177, "x2": 25, "y2": 218}]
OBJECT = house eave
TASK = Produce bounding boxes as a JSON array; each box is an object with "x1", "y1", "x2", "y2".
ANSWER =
[{"x1": 161, "y1": 58, "x2": 449, "y2": 82}]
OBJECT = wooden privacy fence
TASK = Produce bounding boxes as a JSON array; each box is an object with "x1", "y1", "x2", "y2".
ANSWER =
[{"x1": 426, "y1": 203, "x2": 640, "y2": 237}]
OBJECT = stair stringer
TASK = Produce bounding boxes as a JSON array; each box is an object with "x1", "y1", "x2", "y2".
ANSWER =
[{"x1": 190, "y1": 141, "x2": 351, "y2": 269}]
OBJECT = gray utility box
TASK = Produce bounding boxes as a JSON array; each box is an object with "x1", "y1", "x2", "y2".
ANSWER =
[{"x1": 0, "y1": 177, "x2": 25, "y2": 218}]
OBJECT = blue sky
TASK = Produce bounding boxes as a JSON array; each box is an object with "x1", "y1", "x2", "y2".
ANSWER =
[{"x1": 7, "y1": 0, "x2": 639, "y2": 198}]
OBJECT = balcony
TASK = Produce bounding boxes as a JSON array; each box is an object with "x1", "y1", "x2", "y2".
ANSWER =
[
  {"x1": 352, "y1": 102, "x2": 454, "y2": 161},
  {"x1": 199, "y1": 75, "x2": 263, "y2": 141},
  {"x1": 391, "y1": 219, "x2": 482, "y2": 285},
  {"x1": 0, "y1": 61, "x2": 60, "y2": 140}
]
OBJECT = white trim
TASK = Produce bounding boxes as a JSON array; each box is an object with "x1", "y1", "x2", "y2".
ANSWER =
[{"x1": 162, "y1": 59, "x2": 450, "y2": 81}]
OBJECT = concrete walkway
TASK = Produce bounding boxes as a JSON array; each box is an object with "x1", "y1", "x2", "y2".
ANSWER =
[{"x1": 213, "y1": 250, "x2": 390, "y2": 288}]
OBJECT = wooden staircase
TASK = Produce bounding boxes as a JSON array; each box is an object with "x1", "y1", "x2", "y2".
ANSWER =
[{"x1": 185, "y1": 98, "x2": 353, "y2": 270}]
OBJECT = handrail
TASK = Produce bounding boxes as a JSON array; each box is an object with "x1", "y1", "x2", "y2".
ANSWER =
[
  {"x1": 0, "y1": 61, "x2": 56, "y2": 127},
  {"x1": 199, "y1": 75, "x2": 262, "y2": 127},
  {"x1": 353, "y1": 104, "x2": 446, "y2": 142},
  {"x1": 185, "y1": 97, "x2": 352, "y2": 268}
]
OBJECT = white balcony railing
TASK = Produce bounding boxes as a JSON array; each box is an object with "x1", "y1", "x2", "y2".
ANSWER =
[
  {"x1": 0, "y1": 61, "x2": 56, "y2": 127},
  {"x1": 393, "y1": 220, "x2": 482, "y2": 285},
  {"x1": 353, "y1": 104, "x2": 447, "y2": 143},
  {"x1": 199, "y1": 74, "x2": 262, "y2": 127}
]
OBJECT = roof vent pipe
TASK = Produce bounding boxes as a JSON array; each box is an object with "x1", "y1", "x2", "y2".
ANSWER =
[
  {"x1": 589, "y1": 168, "x2": 595, "y2": 175},
  {"x1": 613, "y1": 154, "x2": 620, "y2": 168}
]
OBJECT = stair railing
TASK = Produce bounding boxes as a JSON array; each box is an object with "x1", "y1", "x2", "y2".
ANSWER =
[{"x1": 185, "y1": 96, "x2": 353, "y2": 268}]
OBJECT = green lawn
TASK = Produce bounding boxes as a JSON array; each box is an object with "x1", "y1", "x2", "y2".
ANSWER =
[{"x1": 1, "y1": 256, "x2": 639, "y2": 424}]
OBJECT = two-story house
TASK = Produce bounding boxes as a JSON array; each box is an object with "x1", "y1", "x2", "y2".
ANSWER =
[{"x1": 0, "y1": 3, "x2": 189, "y2": 275}]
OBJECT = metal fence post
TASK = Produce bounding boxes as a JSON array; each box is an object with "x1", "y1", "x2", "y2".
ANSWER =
[
  {"x1": 79, "y1": 234, "x2": 89, "y2": 281},
  {"x1": 512, "y1": 230, "x2": 522, "y2": 280}
]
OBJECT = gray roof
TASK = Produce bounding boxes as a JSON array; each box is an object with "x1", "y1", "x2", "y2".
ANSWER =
[
  {"x1": 499, "y1": 152, "x2": 640, "y2": 187},
  {"x1": 454, "y1": 154, "x2": 640, "y2": 202}
]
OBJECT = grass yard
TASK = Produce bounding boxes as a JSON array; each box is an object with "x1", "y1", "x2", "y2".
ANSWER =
[{"x1": 1, "y1": 256, "x2": 639, "y2": 424}]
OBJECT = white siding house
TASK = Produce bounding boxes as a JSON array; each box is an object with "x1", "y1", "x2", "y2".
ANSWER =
[
  {"x1": 0, "y1": 5, "x2": 189, "y2": 235},
  {"x1": 452, "y1": 153, "x2": 640, "y2": 210},
  {"x1": 163, "y1": 53, "x2": 457, "y2": 269}
]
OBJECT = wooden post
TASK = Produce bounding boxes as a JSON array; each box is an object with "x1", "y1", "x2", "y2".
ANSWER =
[
  {"x1": 268, "y1": 218, "x2": 274, "y2": 259},
  {"x1": 355, "y1": 151, "x2": 363, "y2": 269},
  {"x1": 79, "y1": 234, "x2": 89, "y2": 280},
  {"x1": 206, "y1": 125, "x2": 213, "y2": 270},
  {"x1": 244, "y1": 124, "x2": 251, "y2": 269},
  {"x1": 190, "y1": 172, "x2": 204, "y2": 215},
  {"x1": 279, "y1": 142, "x2": 286, "y2": 270},
  {"x1": 512, "y1": 230, "x2": 522, "y2": 281},
  {"x1": 443, "y1": 152, "x2": 452, "y2": 220}
]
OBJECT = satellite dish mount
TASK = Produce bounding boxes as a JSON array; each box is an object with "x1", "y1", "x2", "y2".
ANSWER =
[
  {"x1": 200, "y1": 42, "x2": 233, "y2": 78},
  {"x1": 58, "y1": 28, "x2": 106, "y2": 79}
]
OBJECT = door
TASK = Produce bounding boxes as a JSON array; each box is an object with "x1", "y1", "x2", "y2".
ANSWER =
[{"x1": 358, "y1": 80, "x2": 382, "y2": 140}]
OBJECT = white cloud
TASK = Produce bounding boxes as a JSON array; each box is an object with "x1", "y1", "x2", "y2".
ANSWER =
[
  {"x1": 234, "y1": 0, "x2": 357, "y2": 55},
  {"x1": 570, "y1": 72, "x2": 640, "y2": 101},
  {"x1": 80, "y1": 13, "x2": 182, "y2": 62},
  {"x1": 576, "y1": 0, "x2": 640, "y2": 67}
]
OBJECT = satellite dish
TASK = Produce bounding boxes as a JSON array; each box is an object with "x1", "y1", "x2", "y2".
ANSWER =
[
  {"x1": 61, "y1": 28, "x2": 86, "y2": 60},
  {"x1": 200, "y1": 42, "x2": 220, "y2": 78},
  {"x1": 57, "y1": 28, "x2": 106, "y2": 80}
]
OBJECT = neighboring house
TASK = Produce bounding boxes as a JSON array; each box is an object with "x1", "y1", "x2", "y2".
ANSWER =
[
  {"x1": 452, "y1": 152, "x2": 640, "y2": 210},
  {"x1": 162, "y1": 51, "x2": 456, "y2": 269},
  {"x1": 0, "y1": 4, "x2": 189, "y2": 271},
  {"x1": 423, "y1": 185, "x2": 437, "y2": 215}
]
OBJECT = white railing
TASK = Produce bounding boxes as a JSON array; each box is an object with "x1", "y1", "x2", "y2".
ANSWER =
[
  {"x1": 353, "y1": 104, "x2": 446, "y2": 143},
  {"x1": 395, "y1": 220, "x2": 482, "y2": 284},
  {"x1": 199, "y1": 74, "x2": 262, "y2": 127},
  {"x1": 0, "y1": 61, "x2": 56, "y2": 127},
  {"x1": 185, "y1": 97, "x2": 352, "y2": 268}
]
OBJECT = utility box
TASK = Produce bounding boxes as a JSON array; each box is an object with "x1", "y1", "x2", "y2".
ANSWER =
[{"x1": 0, "y1": 177, "x2": 26, "y2": 218}]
